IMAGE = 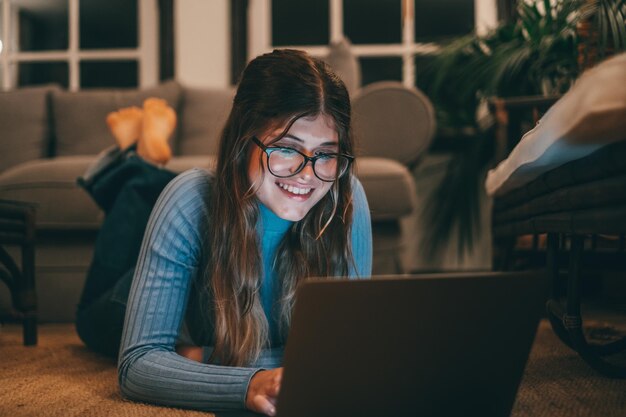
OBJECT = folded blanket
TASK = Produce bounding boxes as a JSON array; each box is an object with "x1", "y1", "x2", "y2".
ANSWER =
[{"x1": 486, "y1": 53, "x2": 626, "y2": 197}]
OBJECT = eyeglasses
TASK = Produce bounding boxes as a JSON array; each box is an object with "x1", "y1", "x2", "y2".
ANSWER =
[{"x1": 252, "y1": 137, "x2": 354, "y2": 182}]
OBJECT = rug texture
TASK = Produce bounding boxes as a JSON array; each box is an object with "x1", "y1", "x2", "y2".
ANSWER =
[{"x1": 1, "y1": 320, "x2": 626, "y2": 417}]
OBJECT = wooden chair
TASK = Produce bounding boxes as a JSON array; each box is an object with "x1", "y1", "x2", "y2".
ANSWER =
[{"x1": 0, "y1": 199, "x2": 38, "y2": 346}]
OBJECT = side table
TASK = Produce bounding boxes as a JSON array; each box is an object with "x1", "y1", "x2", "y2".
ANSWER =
[{"x1": 0, "y1": 199, "x2": 38, "y2": 345}]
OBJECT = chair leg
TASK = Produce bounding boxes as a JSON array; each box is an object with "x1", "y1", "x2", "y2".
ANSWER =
[
  {"x1": 549, "y1": 235, "x2": 626, "y2": 378},
  {"x1": 547, "y1": 233, "x2": 560, "y2": 299},
  {"x1": 21, "y1": 241, "x2": 37, "y2": 346},
  {"x1": 0, "y1": 244, "x2": 37, "y2": 346},
  {"x1": 493, "y1": 236, "x2": 516, "y2": 271},
  {"x1": 546, "y1": 233, "x2": 574, "y2": 349}
]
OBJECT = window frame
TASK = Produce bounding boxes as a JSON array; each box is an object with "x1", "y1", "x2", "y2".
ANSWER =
[
  {"x1": 248, "y1": 0, "x2": 496, "y2": 88},
  {"x1": 0, "y1": 0, "x2": 157, "y2": 91}
]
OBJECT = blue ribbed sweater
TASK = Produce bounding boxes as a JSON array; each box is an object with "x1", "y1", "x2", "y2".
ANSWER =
[{"x1": 117, "y1": 168, "x2": 372, "y2": 411}]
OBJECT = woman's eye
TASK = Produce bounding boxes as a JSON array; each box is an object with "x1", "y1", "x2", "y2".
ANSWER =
[
  {"x1": 315, "y1": 152, "x2": 336, "y2": 160},
  {"x1": 274, "y1": 148, "x2": 298, "y2": 157}
]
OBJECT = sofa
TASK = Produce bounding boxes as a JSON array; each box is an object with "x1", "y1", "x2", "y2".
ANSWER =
[{"x1": 0, "y1": 80, "x2": 431, "y2": 323}]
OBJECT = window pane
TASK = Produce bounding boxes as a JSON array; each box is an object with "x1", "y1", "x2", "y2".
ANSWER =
[
  {"x1": 18, "y1": 61, "x2": 68, "y2": 88},
  {"x1": 80, "y1": 60, "x2": 137, "y2": 88},
  {"x1": 360, "y1": 57, "x2": 402, "y2": 86},
  {"x1": 12, "y1": 0, "x2": 68, "y2": 51},
  {"x1": 80, "y1": 0, "x2": 137, "y2": 49},
  {"x1": 414, "y1": 0, "x2": 474, "y2": 42},
  {"x1": 344, "y1": 0, "x2": 401, "y2": 45},
  {"x1": 272, "y1": 0, "x2": 328, "y2": 45}
]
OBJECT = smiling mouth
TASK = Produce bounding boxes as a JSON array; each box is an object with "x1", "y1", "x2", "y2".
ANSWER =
[{"x1": 276, "y1": 181, "x2": 313, "y2": 196}]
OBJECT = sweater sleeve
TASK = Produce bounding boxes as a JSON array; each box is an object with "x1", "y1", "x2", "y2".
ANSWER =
[
  {"x1": 349, "y1": 177, "x2": 373, "y2": 278},
  {"x1": 117, "y1": 169, "x2": 260, "y2": 411}
]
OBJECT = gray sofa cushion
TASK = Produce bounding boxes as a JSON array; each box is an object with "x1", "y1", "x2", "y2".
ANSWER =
[
  {"x1": 165, "y1": 155, "x2": 217, "y2": 172},
  {"x1": 177, "y1": 87, "x2": 234, "y2": 156},
  {"x1": 51, "y1": 80, "x2": 182, "y2": 157},
  {"x1": 0, "y1": 156, "x2": 217, "y2": 230},
  {"x1": 356, "y1": 157, "x2": 416, "y2": 220},
  {"x1": 0, "y1": 157, "x2": 102, "y2": 230},
  {"x1": 0, "y1": 85, "x2": 57, "y2": 172}
]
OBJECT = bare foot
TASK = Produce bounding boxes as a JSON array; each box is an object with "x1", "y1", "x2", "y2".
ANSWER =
[
  {"x1": 137, "y1": 98, "x2": 176, "y2": 165},
  {"x1": 105, "y1": 106, "x2": 143, "y2": 150}
]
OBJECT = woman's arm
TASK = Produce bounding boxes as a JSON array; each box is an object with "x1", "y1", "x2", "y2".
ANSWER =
[
  {"x1": 117, "y1": 169, "x2": 261, "y2": 411},
  {"x1": 349, "y1": 177, "x2": 373, "y2": 278}
]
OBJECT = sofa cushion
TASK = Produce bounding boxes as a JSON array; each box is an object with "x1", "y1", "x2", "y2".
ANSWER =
[
  {"x1": 0, "y1": 157, "x2": 103, "y2": 230},
  {"x1": 165, "y1": 155, "x2": 217, "y2": 172},
  {"x1": 51, "y1": 80, "x2": 182, "y2": 157},
  {"x1": 177, "y1": 87, "x2": 234, "y2": 156},
  {"x1": 0, "y1": 85, "x2": 57, "y2": 172},
  {"x1": 355, "y1": 157, "x2": 416, "y2": 221},
  {"x1": 0, "y1": 156, "x2": 217, "y2": 231}
]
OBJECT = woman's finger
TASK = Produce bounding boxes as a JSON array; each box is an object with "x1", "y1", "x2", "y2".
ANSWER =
[{"x1": 252, "y1": 394, "x2": 276, "y2": 416}]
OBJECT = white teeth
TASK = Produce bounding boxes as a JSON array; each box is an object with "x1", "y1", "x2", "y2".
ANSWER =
[{"x1": 277, "y1": 182, "x2": 312, "y2": 195}]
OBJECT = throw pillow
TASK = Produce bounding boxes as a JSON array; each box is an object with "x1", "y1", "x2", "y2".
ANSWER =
[
  {"x1": 0, "y1": 85, "x2": 57, "y2": 172},
  {"x1": 177, "y1": 86, "x2": 234, "y2": 156},
  {"x1": 51, "y1": 80, "x2": 182, "y2": 156},
  {"x1": 323, "y1": 38, "x2": 361, "y2": 96}
]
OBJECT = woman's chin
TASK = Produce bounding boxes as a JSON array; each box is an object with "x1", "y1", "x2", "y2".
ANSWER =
[{"x1": 274, "y1": 206, "x2": 308, "y2": 222}]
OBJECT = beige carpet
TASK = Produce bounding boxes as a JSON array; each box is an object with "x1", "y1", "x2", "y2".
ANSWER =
[
  {"x1": 1, "y1": 320, "x2": 626, "y2": 417},
  {"x1": 0, "y1": 323, "x2": 214, "y2": 417}
]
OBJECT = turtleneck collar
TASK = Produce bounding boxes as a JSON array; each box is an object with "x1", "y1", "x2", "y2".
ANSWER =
[{"x1": 258, "y1": 202, "x2": 294, "y2": 234}]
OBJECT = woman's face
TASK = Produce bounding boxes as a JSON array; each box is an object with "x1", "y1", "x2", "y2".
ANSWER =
[{"x1": 249, "y1": 114, "x2": 339, "y2": 221}]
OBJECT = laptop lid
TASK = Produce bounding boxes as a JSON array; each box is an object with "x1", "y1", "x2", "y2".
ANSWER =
[{"x1": 275, "y1": 271, "x2": 546, "y2": 417}]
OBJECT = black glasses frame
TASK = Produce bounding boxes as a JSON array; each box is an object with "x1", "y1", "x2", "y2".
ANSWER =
[{"x1": 252, "y1": 136, "x2": 354, "y2": 182}]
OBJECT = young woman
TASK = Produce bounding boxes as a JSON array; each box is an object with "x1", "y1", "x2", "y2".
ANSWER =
[{"x1": 75, "y1": 49, "x2": 372, "y2": 416}]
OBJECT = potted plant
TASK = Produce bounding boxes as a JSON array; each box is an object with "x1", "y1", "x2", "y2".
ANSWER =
[
  {"x1": 577, "y1": 0, "x2": 626, "y2": 68},
  {"x1": 420, "y1": 0, "x2": 626, "y2": 259}
]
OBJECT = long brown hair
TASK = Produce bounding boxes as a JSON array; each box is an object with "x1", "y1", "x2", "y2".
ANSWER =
[{"x1": 203, "y1": 49, "x2": 355, "y2": 366}]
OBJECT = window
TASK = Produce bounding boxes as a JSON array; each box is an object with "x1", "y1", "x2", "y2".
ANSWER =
[
  {"x1": 272, "y1": 0, "x2": 329, "y2": 46},
  {"x1": 414, "y1": 0, "x2": 475, "y2": 41},
  {"x1": 344, "y1": 0, "x2": 402, "y2": 45},
  {"x1": 0, "y1": 0, "x2": 157, "y2": 91},
  {"x1": 249, "y1": 0, "x2": 481, "y2": 88}
]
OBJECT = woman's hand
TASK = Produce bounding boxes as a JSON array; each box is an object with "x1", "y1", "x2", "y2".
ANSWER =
[
  {"x1": 246, "y1": 368, "x2": 283, "y2": 416},
  {"x1": 176, "y1": 345, "x2": 203, "y2": 362}
]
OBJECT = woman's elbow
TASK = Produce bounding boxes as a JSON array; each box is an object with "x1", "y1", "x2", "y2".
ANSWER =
[
  {"x1": 117, "y1": 357, "x2": 133, "y2": 399},
  {"x1": 117, "y1": 349, "x2": 146, "y2": 400}
]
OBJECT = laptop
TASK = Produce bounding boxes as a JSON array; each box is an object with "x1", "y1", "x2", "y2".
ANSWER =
[{"x1": 221, "y1": 271, "x2": 546, "y2": 417}]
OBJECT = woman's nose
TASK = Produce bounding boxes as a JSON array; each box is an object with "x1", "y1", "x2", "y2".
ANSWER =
[{"x1": 297, "y1": 160, "x2": 315, "y2": 180}]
